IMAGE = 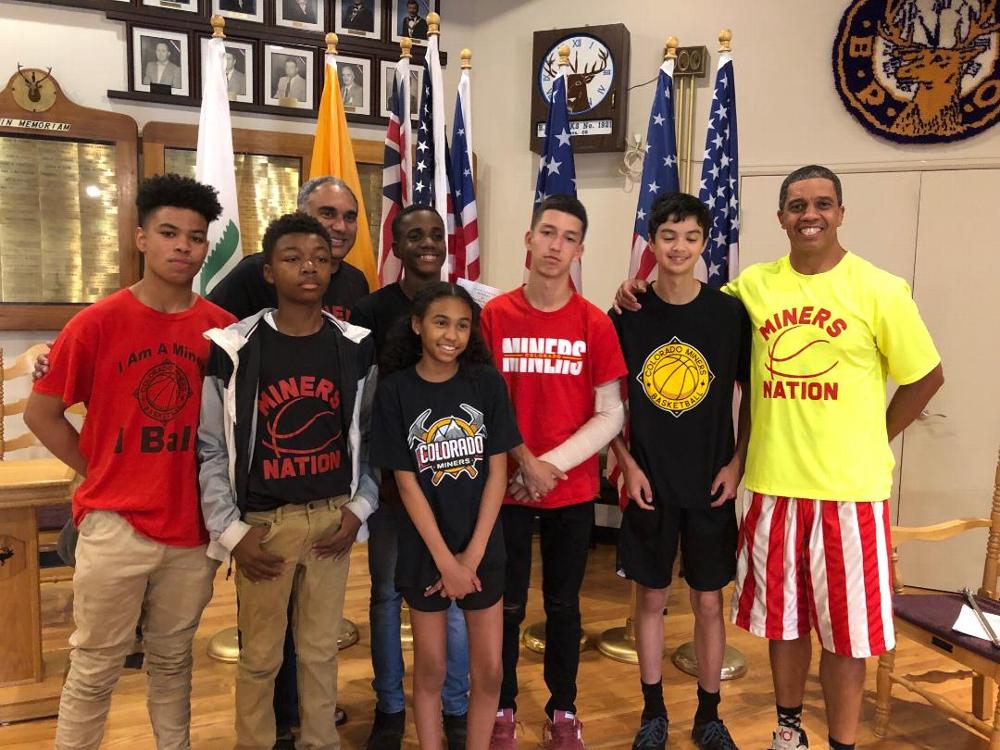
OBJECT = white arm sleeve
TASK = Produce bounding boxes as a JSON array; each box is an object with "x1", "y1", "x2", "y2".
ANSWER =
[{"x1": 538, "y1": 380, "x2": 625, "y2": 474}]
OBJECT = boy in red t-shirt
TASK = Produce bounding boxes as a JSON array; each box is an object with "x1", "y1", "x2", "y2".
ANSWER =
[
  {"x1": 479, "y1": 195, "x2": 628, "y2": 749},
  {"x1": 26, "y1": 174, "x2": 236, "y2": 750}
]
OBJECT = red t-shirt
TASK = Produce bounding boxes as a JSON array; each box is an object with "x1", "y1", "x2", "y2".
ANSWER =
[
  {"x1": 33, "y1": 289, "x2": 236, "y2": 547},
  {"x1": 480, "y1": 288, "x2": 627, "y2": 509}
]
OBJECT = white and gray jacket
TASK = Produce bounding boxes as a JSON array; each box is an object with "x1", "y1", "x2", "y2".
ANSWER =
[{"x1": 196, "y1": 309, "x2": 378, "y2": 562}]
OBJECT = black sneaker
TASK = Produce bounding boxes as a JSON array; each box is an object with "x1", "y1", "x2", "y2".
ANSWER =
[
  {"x1": 273, "y1": 727, "x2": 295, "y2": 750},
  {"x1": 632, "y1": 715, "x2": 668, "y2": 749},
  {"x1": 692, "y1": 719, "x2": 739, "y2": 750},
  {"x1": 336, "y1": 707, "x2": 348, "y2": 726},
  {"x1": 443, "y1": 712, "x2": 468, "y2": 750},
  {"x1": 366, "y1": 708, "x2": 405, "y2": 750}
]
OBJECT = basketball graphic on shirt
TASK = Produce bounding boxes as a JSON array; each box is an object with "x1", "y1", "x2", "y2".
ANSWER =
[
  {"x1": 639, "y1": 337, "x2": 713, "y2": 417},
  {"x1": 765, "y1": 324, "x2": 839, "y2": 380},
  {"x1": 262, "y1": 396, "x2": 341, "y2": 457},
  {"x1": 134, "y1": 360, "x2": 192, "y2": 423}
]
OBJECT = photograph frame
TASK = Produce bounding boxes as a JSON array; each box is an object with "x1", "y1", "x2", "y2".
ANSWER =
[
  {"x1": 390, "y1": 0, "x2": 437, "y2": 46},
  {"x1": 132, "y1": 27, "x2": 191, "y2": 97},
  {"x1": 336, "y1": 55, "x2": 372, "y2": 117},
  {"x1": 276, "y1": 0, "x2": 325, "y2": 33},
  {"x1": 264, "y1": 43, "x2": 316, "y2": 110},
  {"x1": 378, "y1": 59, "x2": 422, "y2": 121},
  {"x1": 212, "y1": 0, "x2": 264, "y2": 24},
  {"x1": 201, "y1": 37, "x2": 254, "y2": 104},
  {"x1": 142, "y1": 0, "x2": 199, "y2": 13},
  {"x1": 335, "y1": 0, "x2": 382, "y2": 42}
]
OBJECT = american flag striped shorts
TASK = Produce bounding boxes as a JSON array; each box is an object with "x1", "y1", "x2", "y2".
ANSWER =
[{"x1": 730, "y1": 492, "x2": 895, "y2": 658}]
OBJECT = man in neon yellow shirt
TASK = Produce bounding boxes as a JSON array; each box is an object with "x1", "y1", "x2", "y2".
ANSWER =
[{"x1": 616, "y1": 165, "x2": 944, "y2": 750}]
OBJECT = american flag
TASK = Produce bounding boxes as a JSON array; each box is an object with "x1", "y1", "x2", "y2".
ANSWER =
[
  {"x1": 696, "y1": 50, "x2": 739, "y2": 288},
  {"x1": 628, "y1": 56, "x2": 680, "y2": 282},
  {"x1": 528, "y1": 71, "x2": 580, "y2": 290},
  {"x1": 377, "y1": 57, "x2": 412, "y2": 286},
  {"x1": 448, "y1": 67, "x2": 480, "y2": 282},
  {"x1": 413, "y1": 33, "x2": 451, "y2": 283}
]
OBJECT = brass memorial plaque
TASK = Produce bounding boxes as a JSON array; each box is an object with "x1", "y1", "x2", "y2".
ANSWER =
[
  {"x1": 165, "y1": 148, "x2": 384, "y2": 259},
  {"x1": 165, "y1": 149, "x2": 302, "y2": 259},
  {"x1": 0, "y1": 135, "x2": 119, "y2": 303}
]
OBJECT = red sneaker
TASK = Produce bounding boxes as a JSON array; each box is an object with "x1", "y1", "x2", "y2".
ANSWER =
[
  {"x1": 489, "y1": 708, "x2": 518, "y2": 749},
  {"x1": 542, "y1": 710, "x2": 585, "y2": 749}
]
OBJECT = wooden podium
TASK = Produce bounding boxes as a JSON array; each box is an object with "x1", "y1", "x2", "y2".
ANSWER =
[{"x1": 0, "y1": 459, "x2": 76, "y2": 723}]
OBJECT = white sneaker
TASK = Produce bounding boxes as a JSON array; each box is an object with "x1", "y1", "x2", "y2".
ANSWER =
[{"x1": 769, "y1": 726, "x2": 808, "y2": 750}]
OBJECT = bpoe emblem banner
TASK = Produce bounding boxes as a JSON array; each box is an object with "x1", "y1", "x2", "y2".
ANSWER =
[{"x1": 833, "y1": 0, "x2": 1000, "y2": 143}]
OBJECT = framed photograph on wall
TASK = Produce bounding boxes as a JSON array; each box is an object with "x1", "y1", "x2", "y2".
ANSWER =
[
  {"x1": 213, "y1": 0, "x2": 264, "y2": 23},
  {"x1": 390, "y1": 0, "x2": 436, "y2": 46},
  {"x1": 133, "y1": 27, "x2": 190, "y2": 96},
  {"x1": 276, "y1": 0, "x2": 325, "y2": 32},
  {"x1": 336, "y1": 55, "x2": 371, "y2": 116},
  {"x1": 142, "y1": 0, "x2": 199, "y2": 12},
  {"x1": 335, "y1": 0, "x2": 381, "y2": 41},
  {"x1": 264, "y1": 44, "x2": 315, "y2": 109},
  {"x1": 378, "y1": 59, "x2": 421, "y2": 120},
  {"x1": 201, "y1": 37, "x2": 254, "y2": 104}
]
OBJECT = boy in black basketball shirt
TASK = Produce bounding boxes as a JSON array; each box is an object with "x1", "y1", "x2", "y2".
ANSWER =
[
  {"x1": 608, "y1": 193, "x2": 750, "y2": 750},
  {"x1": 197, "y1": 212, "x2": 377, "y2": 750}
]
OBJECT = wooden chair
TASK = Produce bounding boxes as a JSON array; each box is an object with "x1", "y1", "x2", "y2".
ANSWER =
[{"x1": 874, "y1": 446, "x2": 1000, "y2": 748}]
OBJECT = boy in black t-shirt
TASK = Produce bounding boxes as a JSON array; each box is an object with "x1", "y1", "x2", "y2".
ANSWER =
[
  {"x1": 197, "y1": 212, "x2": 377, "y2": 750},
  {"x1": 608, "y1": 193, "x2": 751, "y2": 750}
]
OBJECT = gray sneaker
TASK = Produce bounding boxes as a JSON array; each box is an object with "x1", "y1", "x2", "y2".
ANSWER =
[{"x1": 768, "y1": 726, "x2": 809, "y2": 750}]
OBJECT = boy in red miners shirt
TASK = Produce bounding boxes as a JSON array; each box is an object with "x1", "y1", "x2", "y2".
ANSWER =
[
  {"x1": 479, "y1": 195, "x2": 627, "y2": 750},
  {"x1": 26, "y1": 174, "x2": 235, "y2": 750}
]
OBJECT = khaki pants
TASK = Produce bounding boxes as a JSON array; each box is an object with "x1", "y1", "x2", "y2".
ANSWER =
[
  {"x1": 235, "y1": 498, "x2": 351, "y2": 750},
  {"x1": 56, "y1": 511, "x2": 218, "y2": 750}
]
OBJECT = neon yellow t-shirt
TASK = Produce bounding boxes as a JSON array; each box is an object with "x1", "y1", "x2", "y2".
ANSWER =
[{"x1": 723, "y1": 251, "x2": 940, "y2": 502}]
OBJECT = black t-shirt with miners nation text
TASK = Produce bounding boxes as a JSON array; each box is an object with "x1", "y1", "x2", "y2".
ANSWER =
[
  {"x1": 246, "y1": 320, "x2": 352, "y2": 511},
  {"x1": 370, "y1": 364, "x2": 521, "y2": 591},
  {"x1": 609, "y1": 284, "x2": 751, "y2": 508},
  {"x1": 350, "y1": 281, "x2": 411, "y2": 362},
  {"x1": 207, "y1": 253, "x2": 369, "y2": 323}
]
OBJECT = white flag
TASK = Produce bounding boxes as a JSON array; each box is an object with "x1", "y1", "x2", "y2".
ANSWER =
[{"x1": 195, "y1": 36, "x2": 242, "y2": 295}]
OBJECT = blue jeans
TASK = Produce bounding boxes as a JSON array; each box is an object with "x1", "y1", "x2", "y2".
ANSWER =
[{"x1": 368, "y1": 502, "x2": 470, "y2": 715}]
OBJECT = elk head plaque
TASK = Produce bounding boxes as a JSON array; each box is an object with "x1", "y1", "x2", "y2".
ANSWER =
[
  {"x1": 834, "y1": 0, "x2": 1000, "y2": 143},
  {"x1": 530, "y1": 24, "x2": 631, "y2": 154}
]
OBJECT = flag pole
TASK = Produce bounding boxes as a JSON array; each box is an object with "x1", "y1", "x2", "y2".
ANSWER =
[{"x1": 672, "y1": 26, "x2": 747, "y2": 684}]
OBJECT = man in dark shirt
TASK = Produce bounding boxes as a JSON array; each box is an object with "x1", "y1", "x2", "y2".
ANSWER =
[
  {"x1": 351, "y1": 205, "x2": 471, "y2": 750},
  {"x1": 208, "y1": 176, "x2": 369, "y2": 322}
]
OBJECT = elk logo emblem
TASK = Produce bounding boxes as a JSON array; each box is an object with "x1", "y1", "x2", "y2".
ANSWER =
[
  {"x1": 834, "y1": 0, "x2": 1000, "y2": 143},
  {"x1": 538, "y1": 35, "x2": 615, "y2": 115}
]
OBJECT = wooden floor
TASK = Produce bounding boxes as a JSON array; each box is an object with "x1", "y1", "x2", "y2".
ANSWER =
[{"x1": 0, "y1": 541, "x2": 992, "y2": 748}]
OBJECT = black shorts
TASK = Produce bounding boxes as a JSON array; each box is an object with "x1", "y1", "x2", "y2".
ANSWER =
[
  {"x1": 401, "y1": 567, "x2": 505, "y2": 612},
  {"x1": 616, "y1": 496, "x2": 737, "y2": 591}
]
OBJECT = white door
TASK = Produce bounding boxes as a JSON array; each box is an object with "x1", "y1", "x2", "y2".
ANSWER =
[{"x1": 896, "y1": 169, "x2": 1000, "y2": 592}]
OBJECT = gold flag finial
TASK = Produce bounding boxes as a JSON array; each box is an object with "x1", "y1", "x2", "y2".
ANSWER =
[
  {"x1": 325, "y1": 33, "x2": 338, "y2": 55},
  {"x1": 719, "y1": 29, "x2": 733, "y2": 53},
  {"x1": 664, "y1": 36, "x2": 678, "y2": 60},
  {"x1": 557, "y1": 43, "x2": 571, "y2": 67},
  {"x1": 460, "y1": 49, "x2": 472, "y2": 69},
  {"x1": 400, "y1": 37, "x2": 413, "y2": 59},
  {"x1": 210, "y1": 15, "x2": 226, "y2": 39},
  {"x1": 428, "y1": 11, "x2": 440, "y2": 37}
]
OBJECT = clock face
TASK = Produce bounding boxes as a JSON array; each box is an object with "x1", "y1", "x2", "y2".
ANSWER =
[{"x1": 537, "y1": 35, "x2": 615, "y2": 115}]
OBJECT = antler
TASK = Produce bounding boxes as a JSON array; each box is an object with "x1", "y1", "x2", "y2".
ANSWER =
[
  {"x1": 543, "y1": 52, "x2": 559, "y2": 80},
  {"x1": 962, "y1": 0, "x2": 1000, "y2": 46},
  {"x1": 33, "y1": 67, "x2": 53, "y2": 86},
  {"x1": 580, "y1": 47, "x2": 609, "y2": 82},
  {"x1": 879, "y1": 0, "x2": 917, "y2": 50}
]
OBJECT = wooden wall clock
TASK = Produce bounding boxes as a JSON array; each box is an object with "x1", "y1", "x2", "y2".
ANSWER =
[{"x1": 529, "y1": 23, "x2": 630, "y2": 154}]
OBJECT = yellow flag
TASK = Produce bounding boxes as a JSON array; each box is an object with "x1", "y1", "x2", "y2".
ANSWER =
[{"x1": 309, "y1": 54, "x2": 378, "y2": 288}]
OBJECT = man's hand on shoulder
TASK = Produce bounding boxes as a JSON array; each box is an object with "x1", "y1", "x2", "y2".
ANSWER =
[
  {"x1": 31, "y1": 342, "x2": 53, "y2": 382},
  {"x1": 233, "y1": 526, "x2": 285, "y2": 582},
  {"x1": 312, "y1": 507, "x2": 361, "y2": 559},
  {"x1": 612, "y1": 279, "x2": 647, "y2": 314}
]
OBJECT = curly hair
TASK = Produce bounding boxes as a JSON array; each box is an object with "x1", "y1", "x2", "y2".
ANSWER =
[
  {"x1": 379, "y1": 282, "x2": 495, "y2": 378},
  {"x1": 261, "y1": 212, "x2": 331, "y2": 263},
  {"x1": 136, "y1": 173, "x2": 222, "y2": 227}
]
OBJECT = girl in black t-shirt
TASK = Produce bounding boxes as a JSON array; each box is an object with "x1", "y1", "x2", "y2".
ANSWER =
[{"x1": 372, "y1": 282, "x2": 521, "y2": 750}]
